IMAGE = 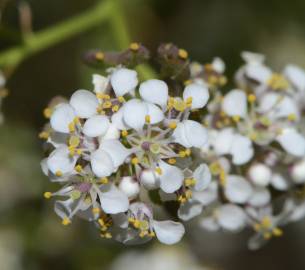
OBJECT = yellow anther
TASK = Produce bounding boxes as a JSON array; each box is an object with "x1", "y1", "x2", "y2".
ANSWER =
[
  {"x1": 92, "y1": 207, "x2": 100, "y2": 215},
  {"x1": 169, "y1": 121, "x2": 177, "y2": 129},
  {"x1": 39, "y1": 131, "x2": 49, "y2": 140},
  {"x1": 131, "y1": 157, "x2": 139, "y2": 165},
  {"x1": 95, "y1": 52, "x2": 104, "y2": 61},
  {"x1": 185, "y1": 149, "x2": 191, "y2": 156},
  {"x1": 178, "y1": 48, "x2": 188, "y2": 59},
  {"x1": 76, "y1": 149, "x2": 82, "y2": 155},
  {"x1": 287, "y1": 113, "x2": 296, "y2": 121},
  {"x1": 204, "y1": 63, "x2": 213, "y2": 72},
  {"x1": 219, "y1": 76, "x2": 227, "y2": 86},
  {"x1": 249, "y1": 132, "x2": 258, "y2": 141},
  {"x1": 133, "y1": 219, "x2": 140, "y2": 229},
  {"x1": 96, "y1": 106, "x2": 104, "y2": 114},
  {"x1": 73, "y1": 117, "x2": 80, "y2": 124},
  {"x1": 173, "y1": 99, "x2": 186, "y2": 112},
  {"x1": 177, "y1": 195, "x2": 187, "y2": 204},
  {"x1": 184, "y1": 80, "x2": 192, "y2": 86},
  {"x1": 263, "y1": 232, "x2": 272, "y2": 240},
  {"x1": 168, "y1": 158, "x2": 176, "y2": 165},
  {"x1": 149, "y1": 231, "x2": 156, "y2": 237},
  {"x1": 232, "y1": 115, "x2": 240, "y2": 122},
  {"x1": 68, "y1": 146, "x2": 75, "y2": 156},
  {"x1": 185, "y1": 97, "x2": 193, "y2": 105},
  {"x1": 112, "y1": 105, "x2": 119, "y2": 112},
  {"x1": 121, "y1": 130, "x2": 128, "y2": 137},
  {"x1": 219, "y1": 170, "x2": 226, "y2": 186},
  {"x1": 44, "y1": 192, "x2": 52, "y2": 199},
  {"x1": 179, "y1": 151, "x2": 186, "y2": 158},
  {"x1": 145, "y1": 115, "x2": 151, "y2": 123},
  {"x1": 98, "y1": 218, "x2": 105, "y2": 226},
  {"x1": 118, "y1": 96, "x2": 125, "y2": 103},
  {"x1": 68, "y1": 122, "x2": 75, "y2": 133},
  {"x1": 185, "y1": 190, "x2": 193, "y2": 199},
  {"x1": 62, "y1": 217, "x2": 71, "y2": 226},
  {"x1": 248, "y1": 94, "x2": 256, "y2": 103},
  {"x1": 43, "y1": 108, "x2": 52, "y2": 119},
  {"x1": 209, "y1": 162, "x2": 221, "y2": 175},
  {"x1": 253, "y1": 223, "x2": 261, "y2": 232},
  {"x1": 261, "y1": 216, "x2": 272, "y2": 229},
  {"x1": 268, "y1": 73, "x2": 289, "y2": 90},
  {"x1": 272, "y1": 227, "x2": 283, "y2": 237},
  {"x1": 55, "y1": 170, "x2": 63, "y2": 177},
  {"x1": 99, "y1": 177, "x2": 109, "y2": 184},
  {"x1": 69, "y1": 136, "x2": 80, "y2": 147},
  {"x1": 104, "y1": 232, "x2": 112, "y2": 239},
  {"x1": 129, "y1": 42, "x2": 140, "y2": 51},
  {"x1": 103, "y1": 101, "x2": 112, "y2": 109},
  {"x1": 128, "y1": 217, "x2": 135, "y2": 223},
  {"x1": 208, "y1": 75, "x2": 218, "y2": 85},
  {"x1": 155, "y1": 167, "x2": 162, "y2": 175},
  {"x1": 75, "y1": 165, "x2": 82, "y2": 173},
  {"x1": 184, "y1": 178, "x2": 196, "y2": 187}
]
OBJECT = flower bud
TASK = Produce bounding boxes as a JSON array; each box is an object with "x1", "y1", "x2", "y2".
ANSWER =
[
  {"x1": 119, "y1": 177, "x2": 140, "y2": 199},
  {"x1": 248, "y1": 163, "x2": 271, "y2": 186},
  {"x1": 140, "y1": 169, "x2": 159, "y2": 190},
  {"x1": 291, "y1": 159, "x2": 305, "y2": 184}
]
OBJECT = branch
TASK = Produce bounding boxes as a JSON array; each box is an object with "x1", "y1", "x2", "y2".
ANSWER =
[{"x1": 0, "y1": 0, "x2": 112, "y2": 68}]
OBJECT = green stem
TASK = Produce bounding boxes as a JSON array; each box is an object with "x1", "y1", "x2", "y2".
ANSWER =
[
  {"x1": 109, "y1": 0, "x2": 157, "y2": 80},
  {"x1": 0, "y1": 0, "x2": 112, "y2": 68}
]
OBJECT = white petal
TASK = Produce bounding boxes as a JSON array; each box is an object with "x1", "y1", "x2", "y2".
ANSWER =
[
  {"x1": 118, "y1": 176, "x2": 140, "y2": 199},
  {"x1": 248, "y1": 163, "x2": 271, "y2": 187},
  {"x1": 83, "y1": 115, "x2": 110, "y2": 137},
  {"x1": 212, "y1": 57, "x2": 225, "y2": 73},
  {"x1": 173, "y1": 120, "x2": 208, "y2": 148},
  {"x1": 178, "y1": 201, "x2": 203, "y2": 221},
  {"x1": 110, "y1": 68, "x2": 138, "y2": 97},
  {"x1": 230, "y1": 134, "x2": 254, "y2": 165},
  {"x1": 153, "y1": 220, "x2": 185, "y2": 245},
  {"x1": 123, "y1": 99, "x2": 147, "y2": 130},
  {"x1": 248, "y1": 187, "x2": 271, "y2": 207},
  {"x1": 259, "y1": 93, "x2": 299, "y2": 120},
  {"x1": 159, "y1": 161, "x2": 184, "y2": 193},
  {"x1": 217, "y1": 204, "x2": 246, "y2": 231},
  {"x1": 101, "y1": 123, "x2": 120, "y2": 140},
  {"x1": 90, "y1": 149, "x2": 115, "y2": 177},
  {"x1": 225, "y1": 175, "x2": 253, "y2": 203},
  {"x1": 245, "y1": 65, "x2": 272, "y2": 83},
  {"x1": 222, "y1": 89, "x2": 247, "y2": 118},
  {"x1": 276, "y1": 129, "x2": 305, "y2": 157},
  {"x1": 291, "y1": 159, "x2": 305, "y2": 184},
  {"x1": 242, "y1": 51, "x2": 265, "y2": 64},
  {"x1": 140, "y1": 169, "x2": 160, "y2": 190},
  {"x1": 139, "y1": 79, "x2": 168, "y2": 107},
  {"x1": 145, "y1": 102, "x2": 164, "y2": 124},
  {"x1": 92, "y1": 74, "x2": 109, "y2": 93},
  {"x1": 111, "y1": 108, "x2": 128, "y2": 130},
  {"x1": 193, "y1": 164, "x2": 211, "y2": 191},
  {"x1": 100, "y1": 185, "x2": 129, "y2": 214},
  {"x1": 212, "y1": 128, "x2": 234, "y2": 155},
  {"x1": 284, "y1": 64, "x2": 305, "y2": 91},
  {"x1": 172, "y1": 121, "x2": 191, "y2": 148},
  {"x1": 183, "y1": 83, "x2": 209, "y2": 109},
  {"x1": 100, "y1": 139, "x2": 131, "y2": 168},
  {"x1": 69, "y1": 90, "x2": 99, "y2": 118},
  {"x1": 199, "y1": 217, "x2": 220, "y2": 231},
  {"x1": 47, "y1": 146, "x2": 77, "y2": 175},
  {"x1": 270, "y1": 173, "x2": 289, "y2": 191},
  {"x1": 192, "y1": 182, "x2": 218, "y2": 205},
  {"x1": 50, "y1": 103, "x2": 75, "y2": 133}
]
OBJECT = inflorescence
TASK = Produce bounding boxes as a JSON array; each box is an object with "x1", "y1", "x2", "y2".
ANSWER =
[{"x1": 40, "y1": 43, "x2": 305, "y2": 249}]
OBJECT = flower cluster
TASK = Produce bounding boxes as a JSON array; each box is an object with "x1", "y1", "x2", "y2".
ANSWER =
[
  {"x1": 192, "y1": 52, "x2": 305, "y2": 249},
  {"x1": 41, "y1": 44, "x2": 305, "y2": 249}
]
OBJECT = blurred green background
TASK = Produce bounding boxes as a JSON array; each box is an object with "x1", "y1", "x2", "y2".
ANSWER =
[{"x1": 1, "y1": 0, "x2": 305, "y2": 269}]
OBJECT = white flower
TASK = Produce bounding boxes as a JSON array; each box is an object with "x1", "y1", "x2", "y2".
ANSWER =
[
  {"x1": 248, "y1": 163, "x2": 272, "y2": 187},
  {"x1": 200, "y1": 204, "x2": 246, "y2": 232},
  {"x1": 283, "y1": 64, "x2": 305, "y2": 92},
  {"x1": 110, "y1": 68, "x2": 138, "y2": 97},
  {"x1": 182, "y1": 83, "x2": 209, "y2": 110},
  {"x1": 224, "y1": 175, "x2": 253, "y2": 203},
  {"x1": 222, "y1": 89, "x2": 247, "y2": 118}
]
